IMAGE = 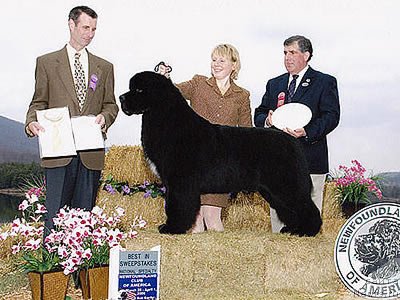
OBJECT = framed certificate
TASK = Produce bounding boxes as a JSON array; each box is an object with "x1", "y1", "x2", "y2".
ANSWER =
[{"x1": 36, "y1": 107, "x2": 76, "y2": 158}]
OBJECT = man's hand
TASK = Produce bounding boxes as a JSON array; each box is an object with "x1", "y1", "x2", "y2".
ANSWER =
[
  {"x1": 95, "y1": 114, "x2": 106, "y2": 132},
  {"x1": 265, "y1": 110, "x2": 274, "y2": 127},
  {"x1": 283, "y1": 127, "x2": 306, "y2": 138},
  {"x1": 27, "y1": 121, "x2": 45, "y2": 137}
]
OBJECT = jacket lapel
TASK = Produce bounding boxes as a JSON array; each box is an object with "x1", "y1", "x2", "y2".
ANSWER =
[
  {"x1": 278, "y1": 74, "x2": 289, "y2": 104},
  {"x1": 56, "y1": 47, "x2": 79, "y2": 107},
  {"x1": 83, "y1": 51, "x2": 103, "y2": 113},
  {"x1": 293, "y1": 67, "x2": 315, "y2": 102}
]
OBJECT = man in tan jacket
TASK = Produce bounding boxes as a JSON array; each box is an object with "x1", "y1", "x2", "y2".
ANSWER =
[{"x1": 25, "y1": 6, "x2": 119, "y2": 230}]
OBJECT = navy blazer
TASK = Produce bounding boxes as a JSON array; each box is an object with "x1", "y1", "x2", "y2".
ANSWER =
[{"x1": 254, "y1": 67, "x2": 340, "y2": 174}]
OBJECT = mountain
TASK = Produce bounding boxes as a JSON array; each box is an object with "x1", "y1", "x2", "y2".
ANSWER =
[
  {"x1": 377, "y1": 172, "x2": 400, "y2": 200},
  {"x1": 0, "y1": 116, "x2": 40, "y2": 163}
]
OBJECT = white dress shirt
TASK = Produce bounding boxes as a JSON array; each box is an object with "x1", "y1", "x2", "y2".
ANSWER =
[{"x1": 66, "y1": 43, "x2": 89, "y2": 87}]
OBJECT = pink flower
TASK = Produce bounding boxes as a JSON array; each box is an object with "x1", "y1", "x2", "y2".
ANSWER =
[
  {"x1": 82, "y1": 249, "x2": 92, "y2": 260},
  {"x1": 57, "y1": 246, "x2": 69, "y2": 258},
  {"x1": 35, "y1": 203, "x2": 47, "y2": 214},
  {"x1": 128, "y1": 230, "x2": 138, "y2": 239},
  {"x1": 23, "y1": 238, "x2": 41, "y2": 251},
  {"x1": 334, "y1": 160, "x2": 382, "y2": 203},
  {"x1": 12, "y1": 243, "x2": 21, "y2": 254},
  {"x1": 18, "y1": 200, "x2": 30, "y2": 211}
]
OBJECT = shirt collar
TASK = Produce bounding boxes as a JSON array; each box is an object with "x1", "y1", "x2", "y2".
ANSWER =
[
  {"x1": 66, "y1": 43, "x2": 88, "y2": 61},
  {"x1": 290, "y1": 65, "x2": 309, "y2": 83}
]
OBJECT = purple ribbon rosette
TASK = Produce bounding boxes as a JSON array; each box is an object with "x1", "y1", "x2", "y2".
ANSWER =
[{"x1": 89, "y1": 74, "x2": 98, "y2": 91}]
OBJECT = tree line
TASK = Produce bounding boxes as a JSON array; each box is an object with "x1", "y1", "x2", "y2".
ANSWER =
[
  {"x1": 0, "y1": 162, "x2": 43, "y2": 189},
  {"x1": 0, "y1": 162, "x2": 399, "y2": 200}
]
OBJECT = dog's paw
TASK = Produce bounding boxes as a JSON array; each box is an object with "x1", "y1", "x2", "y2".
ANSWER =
[
  {"x1": 280, "y1": 226, "x2": 303, "y2": 236},
  {"x1": 280, "y1": 226, "x2": 317, "y2": 237},
  {"x1": 158, "y1": 223, "x2": 186, "y2": 234},
  {"x1": 158, "y1": 224, "x2": 169, "y2": 233}
]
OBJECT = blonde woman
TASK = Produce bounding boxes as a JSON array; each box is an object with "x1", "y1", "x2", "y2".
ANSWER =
[{"x1": 158, "y1": 44, "x2": 252, "y2": 233}]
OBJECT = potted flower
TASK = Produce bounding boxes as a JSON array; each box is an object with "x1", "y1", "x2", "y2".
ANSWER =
[
  {"x1": 0, "y1": 187, "x2": 70, "y2": 300},
  {"x1": 1, "y1": 180, "x2": 146, "y2": 300},
  {"x1": 332, "y1": 160, "x2": 382, "y2": 217},
  {"x1": 45, "y1": 205, "x2": 146, "y2": 300}
]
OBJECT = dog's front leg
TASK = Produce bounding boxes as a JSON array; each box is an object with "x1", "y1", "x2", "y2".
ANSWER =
[{"x1": 158, "y1": 185, "x2": 201, "y2": 234}]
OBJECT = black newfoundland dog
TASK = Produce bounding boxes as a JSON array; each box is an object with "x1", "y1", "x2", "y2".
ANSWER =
[{"x1": 120, "y1": 72, "x2": 322, "y2": 236}]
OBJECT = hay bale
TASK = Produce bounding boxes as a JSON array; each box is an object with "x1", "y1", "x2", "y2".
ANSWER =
[
  {"x1": 103, "y1": 145, "x2": 160, "y2": 184},
  {"x1": 224, "y1": 192, "x2": 270, "y2": 231},
  {"x1": 96, "y1": 190, "x2": 166, "y2": 230},
  {"x1": 321, "y1": 183, "x2": 346, "y2": 236},
  {"x1": 101, "y1": 146, "x2": 346, "y2": 235},
  {"x1": 125, "y1": 230, "x2": 346, "y2": 299}
]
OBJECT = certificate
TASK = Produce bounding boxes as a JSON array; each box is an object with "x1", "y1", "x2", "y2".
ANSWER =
[
  {"x1": 36, "y1": 107, "x2": 77, "y2": 158},
  {"x1": 71, "y1": 116, "x2": 104, "y2": 151}
]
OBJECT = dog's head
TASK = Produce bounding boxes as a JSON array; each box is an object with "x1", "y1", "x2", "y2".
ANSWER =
[{"x1": 119, "y1": 71, "x2": 173, "y2": 116}]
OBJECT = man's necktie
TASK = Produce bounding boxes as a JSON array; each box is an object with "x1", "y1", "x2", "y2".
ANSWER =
[
  {"x1": 74, "y1": 53, "x2": 87, "y2": 111},
  {"x1": 287, "y1": 74, "x2": 299, "y2": 103}
]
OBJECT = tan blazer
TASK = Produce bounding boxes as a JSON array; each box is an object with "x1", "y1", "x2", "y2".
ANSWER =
[{"x1": 25, "y1": 46, "x2": 119, "y2": 170}]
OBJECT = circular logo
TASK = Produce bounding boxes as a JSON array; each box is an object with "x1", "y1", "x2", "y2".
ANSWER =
[{"x1": 335, "y1": 203, "x2": 400, "y2": 299}]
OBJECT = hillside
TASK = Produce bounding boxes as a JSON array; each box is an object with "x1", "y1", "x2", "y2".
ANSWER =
[
  {"x1": 0, "y1": 116, "x2": 40, "y2": 163},
  {"x1": 378, "y1": 172, "x2": 400, "y2": 200}
]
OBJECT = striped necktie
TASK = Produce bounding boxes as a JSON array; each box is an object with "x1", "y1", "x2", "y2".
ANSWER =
[{"x1": 287, "y1": 74, "x2": 299, "y2": 103}]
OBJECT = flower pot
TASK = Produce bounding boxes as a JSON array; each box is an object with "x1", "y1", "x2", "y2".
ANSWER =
[
  {"x1": 341, "y1": 202, "x2": 367, "y2": 218},
  {"x1": 28, "y1": 270, "x2": 70, "y2": 300},
  {"x1": 79, "y1": 265, "x2": 109, "y2": 300}
]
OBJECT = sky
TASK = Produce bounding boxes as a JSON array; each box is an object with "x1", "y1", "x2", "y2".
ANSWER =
[{"x1": 0, "y1": 0, "x2": 399, "y2": 174}]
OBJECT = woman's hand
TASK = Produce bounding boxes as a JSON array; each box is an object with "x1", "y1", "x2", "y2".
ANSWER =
[{"x1": 154, "y1": 61, "x2": 172, "y2": 78}]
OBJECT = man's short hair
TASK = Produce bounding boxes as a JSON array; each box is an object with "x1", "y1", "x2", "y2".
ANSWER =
[
  {"x1": 284, "y1": 35, "x2": 313, "y2": 61},
  {"x1": 68, "y1": 6, "x2": 97, "y2": 23}
]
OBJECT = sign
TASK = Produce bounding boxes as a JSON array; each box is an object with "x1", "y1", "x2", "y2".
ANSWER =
[
  {"x1": 109, "y1": 246, "x2": 161, "y2": 300},
  {"x1": 334, "y1": 203, "x2": 400, "y2": 299}
]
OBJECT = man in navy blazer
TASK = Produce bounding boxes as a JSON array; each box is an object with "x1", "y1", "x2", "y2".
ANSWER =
[{"x1": 254, "y1": 35, "x2": 340, "y2": 233}]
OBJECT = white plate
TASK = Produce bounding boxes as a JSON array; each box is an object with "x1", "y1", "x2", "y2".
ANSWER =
[{"x1": 271, "y1": 103, "x2": 312, "y2": 130}]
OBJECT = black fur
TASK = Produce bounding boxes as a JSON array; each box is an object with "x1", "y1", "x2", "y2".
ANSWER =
[{"x1": 120, "y1": 72, "x2": 322, "y2": 236}]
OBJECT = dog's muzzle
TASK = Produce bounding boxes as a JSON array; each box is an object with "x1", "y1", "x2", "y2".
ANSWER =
[{"x1": 119, "y1": 93, "x2": 127, "y2": 104}]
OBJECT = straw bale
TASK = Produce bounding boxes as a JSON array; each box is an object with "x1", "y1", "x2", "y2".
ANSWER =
[
  {"x1": 125, "y1": 230, "x2": 347, "y2": 299},
  {"x1": 100, "y1": 146, "x2": 346, "y2": 235},
  {"x1": 322, "y1": 182, "x2": 344, "y2": 219},
  {"x1": 103, "y1": 145, "x2": 160, "y2": 184},
  {"x1": 224, "y1": 192, "x2": 270, "y2": 231},
  {"x1": 96, "y1": 190, "x2": 166, "y2": 230}
]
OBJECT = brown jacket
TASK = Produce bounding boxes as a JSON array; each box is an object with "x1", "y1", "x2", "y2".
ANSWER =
[
  {"x1": 177, "y1": 75, "x2": 252, "y2": 127},
  {"x1": 177, "y1": 75, "x2": 252, "y2": 207},
  {"x1": 25, "y1": 46, "x2": 119, "y2": 170}
]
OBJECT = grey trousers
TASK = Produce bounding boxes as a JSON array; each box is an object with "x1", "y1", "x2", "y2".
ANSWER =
[{"x1": 44, "y1": 156, "x2": 101, "y2": 231}]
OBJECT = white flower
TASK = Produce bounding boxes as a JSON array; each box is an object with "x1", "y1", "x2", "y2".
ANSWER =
[
  {"x1": 28, "y1": 194, "x2": 39, "y2": 204},
  {"x1": 0, "y1": 232, "x2": 9, "y2": 241},
  {"x1": 115, "y1": 207, "x2": 125, "y2": 217},
  {"x1": 18, "y1": 200, "x2": 30, "y2": 211},
  {"x1": 35, "y1": 203, "x2": 47, "y2": 214}
]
